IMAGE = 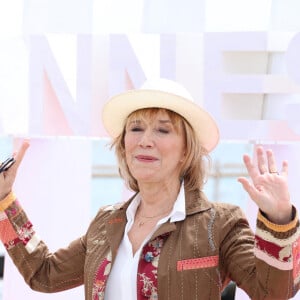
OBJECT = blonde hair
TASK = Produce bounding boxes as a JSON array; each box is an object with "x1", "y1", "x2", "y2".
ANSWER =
[{"x1": 111, "y1": 108, "x2": 210, "y2": 193}]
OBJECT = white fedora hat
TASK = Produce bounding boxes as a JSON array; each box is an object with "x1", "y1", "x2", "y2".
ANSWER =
[{"x1": 102, "y1": 78, "x2": 219, "y2": 152}]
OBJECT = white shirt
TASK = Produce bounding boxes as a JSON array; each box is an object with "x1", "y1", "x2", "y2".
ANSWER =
[{"x1": 104, "y1": 185, "x2": 186, "y2": 300}]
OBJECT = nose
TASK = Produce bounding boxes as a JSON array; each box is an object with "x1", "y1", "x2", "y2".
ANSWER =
[{"x1": 138, "y1": 130, "x2": 154, "y2": 148}]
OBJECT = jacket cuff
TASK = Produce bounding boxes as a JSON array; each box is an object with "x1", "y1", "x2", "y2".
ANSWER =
[
  {"x1": 0, "y1": 191, "x2": 16, "y2": 212},
  {"x1": 257, "y1": 206, "x2": 298, "y2": 233},
  {"x1": 255, "y1": 206, "x2": 300, "y2": 274},
  {"x1": 0, "y1": 197, "x2": 40, "y2": 253}
]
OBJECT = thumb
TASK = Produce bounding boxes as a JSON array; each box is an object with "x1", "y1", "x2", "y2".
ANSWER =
[
  {"x1": 238, "y1": 177, "x2": 258, "y2": 203},
  {"x1": 12, "y1": 140, "x2": 30, "y2": 170}
]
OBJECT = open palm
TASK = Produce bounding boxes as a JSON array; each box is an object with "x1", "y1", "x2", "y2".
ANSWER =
[{"x1": 238, "y1": 146, "x2": 292, "y2": 224}]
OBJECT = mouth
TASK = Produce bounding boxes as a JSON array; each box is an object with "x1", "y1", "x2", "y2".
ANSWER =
[{"x1": 135, "y1": 155, "x2": 158, "y2": 162}]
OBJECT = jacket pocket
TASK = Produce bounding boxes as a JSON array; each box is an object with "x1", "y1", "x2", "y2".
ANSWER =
[{"x1": 177, "y1": 255, "x2": 219, "y2": 271}]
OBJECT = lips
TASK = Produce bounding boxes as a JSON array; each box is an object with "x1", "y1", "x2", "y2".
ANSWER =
[{"x1": 135, "y1": 155, "x2": 158, "y2": 162}]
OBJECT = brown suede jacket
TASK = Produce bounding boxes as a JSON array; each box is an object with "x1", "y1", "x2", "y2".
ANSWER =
[{"x1": 0, "y1": 189, "x2": 299, "y2": 299}]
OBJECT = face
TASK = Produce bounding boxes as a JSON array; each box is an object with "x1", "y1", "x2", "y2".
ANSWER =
[{"x1": 124, "y1": 110, "x2": 186, "y2": 186}]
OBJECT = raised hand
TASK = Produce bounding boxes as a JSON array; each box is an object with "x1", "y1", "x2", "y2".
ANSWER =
[
  {"x1": 238, "y1": 146, "x2": 292, "y2": 224},
  {"x1": 0, "y1": 140, "x2": 30, "y2": 200}
]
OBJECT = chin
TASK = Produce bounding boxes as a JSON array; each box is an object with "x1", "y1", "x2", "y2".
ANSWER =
[{"x1": 134, "y1": 173, "x2": 160, "y2": 184}]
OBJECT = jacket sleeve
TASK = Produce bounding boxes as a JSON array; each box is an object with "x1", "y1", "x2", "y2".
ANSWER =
[
  {"x1": 0, "y1": 192, "x2": 86, "y2": 293},
  {"x1": 219, "y1": 204, "x2": 300, "y2": 299}
]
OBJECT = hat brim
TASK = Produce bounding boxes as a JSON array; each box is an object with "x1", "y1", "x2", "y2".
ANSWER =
[{"x1": 102, "y1": 89, "x2": 219, "y2": 152}]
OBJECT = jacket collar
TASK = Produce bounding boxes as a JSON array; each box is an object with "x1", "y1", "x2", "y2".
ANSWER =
[
  {"x1": 184, "y1": 188, "x2": 212, "y2": 215},
  {"x1": 105, "y1": 187, "x2": 212, "y2": 256},
  {"x1": 108, "y1": 186, "x2": 212, "y2": 222}
]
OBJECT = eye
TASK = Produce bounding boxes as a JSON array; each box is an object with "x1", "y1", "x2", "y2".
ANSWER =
[
  {"x1": 157, "y1": 128, "x2": 170, "y2": 134},
  {"x1": 130, "y1": 126, "x2": 143, "y2": 132}
]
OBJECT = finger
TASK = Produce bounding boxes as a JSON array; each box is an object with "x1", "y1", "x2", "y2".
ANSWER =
[
  {"x1": 256, "y1": 146, "x2": 268, "y2": 174},
  {"x1": 11, "y1": 140, "x2": 30, "y2": 170},
  {"x1": 238, "y1": 177, "x2": 259, "y2": 204},
  {"x1": 281, "y1": 160, "x2": 288, "y2": 177},
  {"x1": 242, "y1": 154, "x2": 260, "y2": 178},
  {"x1": 266, "y1": 149, "x2": 278, "y2": 174}
]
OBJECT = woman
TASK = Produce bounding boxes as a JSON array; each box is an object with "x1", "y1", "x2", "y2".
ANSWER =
[{"x1": 0, "y1": 78, "x2": 299, "y2": 299}]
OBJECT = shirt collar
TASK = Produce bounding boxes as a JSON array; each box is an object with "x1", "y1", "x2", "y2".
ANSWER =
[{"x1": 126, "y1": 183, "x2": 186, "y2": 223}]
